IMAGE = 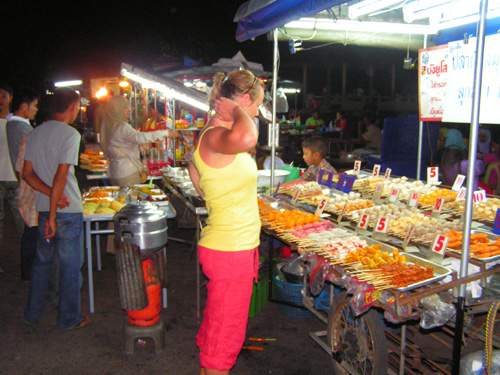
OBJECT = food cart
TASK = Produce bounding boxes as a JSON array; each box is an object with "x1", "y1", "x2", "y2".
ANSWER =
[{"x1": 234, "y1": 0, "x2": 500, "y2": 373}]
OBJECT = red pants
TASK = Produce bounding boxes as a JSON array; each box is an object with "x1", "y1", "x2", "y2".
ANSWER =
[{"x1": 196, "y1": 246, "x2": 259, "y2": 371}]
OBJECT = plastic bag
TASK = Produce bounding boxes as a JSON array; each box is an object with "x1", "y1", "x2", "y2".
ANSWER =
[
  {"x1": 460, "y1": 350, "x2": 500, "y2": 375},
  {"x1": 420, "y1": 294, "x2": 456, "y2": 329}
]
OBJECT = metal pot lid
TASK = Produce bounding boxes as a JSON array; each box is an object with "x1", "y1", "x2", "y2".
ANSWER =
[{"x1": 114, "y1": 201, "x2": 168, "y2": 223}]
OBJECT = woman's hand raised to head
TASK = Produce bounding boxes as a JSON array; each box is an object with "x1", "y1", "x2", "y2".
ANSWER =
[{"x1": 214, "y1": 98, "x2": 239, "y2": 122}]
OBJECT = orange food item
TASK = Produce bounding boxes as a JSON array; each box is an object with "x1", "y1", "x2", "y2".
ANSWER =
[
  {"x1": 445, "y1": 230, "x2": 500, "y2": 258},
  {"x1": 258, "y1": 199, "x2": 320, "y2": 230}
]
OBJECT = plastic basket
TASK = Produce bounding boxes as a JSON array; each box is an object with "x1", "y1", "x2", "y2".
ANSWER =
[
  {"x1": 273, "y1": 276, "x2": 312, "y2": 319},
  {"x1": 313, "y1": 288, "x2": 331, "y2": 312}
]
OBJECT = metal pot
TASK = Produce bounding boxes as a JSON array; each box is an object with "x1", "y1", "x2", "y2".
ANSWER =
[{"x1": 114, "y1": 201, "x2": 168, "y2": 256}]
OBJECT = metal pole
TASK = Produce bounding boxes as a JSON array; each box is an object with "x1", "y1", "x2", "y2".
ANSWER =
[
  {"x1": 399, "y1": 324, "x2": 407, "y2": 375},
  {"x1": 270, "y1": 28, "x2": 279, "y2": 190},
  {"x1": 416, "y1": 34, "x2": 428, "y2": 181},
  {"x1": 452, "y1": 1, "x2": 488, "y2": 373}
]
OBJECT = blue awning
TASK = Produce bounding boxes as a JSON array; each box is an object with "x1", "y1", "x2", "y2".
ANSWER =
[
  {"x1": 235, "y1": 0, "x2": 344, "y2": 42},
  {"x1": 431, "y1": 17, "x2": 500, "y2": 45}
]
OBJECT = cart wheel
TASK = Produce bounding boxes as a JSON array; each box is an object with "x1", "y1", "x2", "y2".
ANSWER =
[
  {"x1": 328, "y1": 292, "x2": 387, "y2": 375},
  {"x1": 115, "y1": 241, "x2": 147, "y2": 310}
]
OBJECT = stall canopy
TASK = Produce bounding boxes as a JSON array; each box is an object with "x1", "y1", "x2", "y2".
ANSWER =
[
  {"x1": 162, "y1": 51, "x2": 271, "y2": 83},
  {"x1": 235, "y1": 0, "x2": 500, "y2": 49},
  {"x1": 234, "y1": 0, "x2": 344, "y2": 42},
  {"x1": 121, "y1": 63, "x2": 209, "y2": 112}
]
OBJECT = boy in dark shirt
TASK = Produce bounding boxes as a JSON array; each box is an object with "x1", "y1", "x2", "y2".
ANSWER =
[{"x1": 302, "y1": 137, "x2": 337, "y2": 181}]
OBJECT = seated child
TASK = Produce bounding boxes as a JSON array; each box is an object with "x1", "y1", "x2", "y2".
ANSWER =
[{"x1": 302, "y1": 137, "x2": 337, "y2": 181}]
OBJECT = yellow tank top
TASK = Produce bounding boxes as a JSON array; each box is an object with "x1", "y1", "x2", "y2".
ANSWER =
[{"x1": 193, "y1": 127, "x2": 261, "y2": 251}]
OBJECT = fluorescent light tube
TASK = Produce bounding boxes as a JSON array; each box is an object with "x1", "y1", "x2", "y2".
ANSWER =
[
  {"x1": 285, "y1": 18, "x2": 437, "y2": 35},
  {"x1": 54, "y1": 80, "x2": 83, "y2": 88}
]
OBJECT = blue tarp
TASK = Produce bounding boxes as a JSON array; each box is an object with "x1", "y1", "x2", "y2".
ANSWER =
[
  {"x1": 236, "y1": 0, "x2": 500, "y2": 45},
  {"x1": 235, "y1": 0, "x2": 344, "y2": 42}
]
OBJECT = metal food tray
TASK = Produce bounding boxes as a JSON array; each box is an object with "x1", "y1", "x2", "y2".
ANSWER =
[
  {"x1": 357, "y1": 237, "x2": 453, "y2": 292},
  {"x1": 446, "y1": 230, "x2": 500, "y2": 263},
  {"x1": 88, "y1": 186, "x2": 120, "y2": 192}
]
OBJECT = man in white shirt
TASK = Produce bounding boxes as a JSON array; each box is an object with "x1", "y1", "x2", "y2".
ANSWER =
[
  {"x1": 0, "y1": 82, "x2": 17, "y2": 221},
  {"x1": 6, "y1": 87, "x2": 39, "y2": 280}
]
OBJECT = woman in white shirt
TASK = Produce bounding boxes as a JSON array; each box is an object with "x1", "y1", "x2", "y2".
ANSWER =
[{"x1": 100, "y1": 96, "x2": 175, "y2": 186}]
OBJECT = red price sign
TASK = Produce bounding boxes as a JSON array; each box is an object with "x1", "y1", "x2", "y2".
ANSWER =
[
  {"x1": 358, "y1": 213, "x2": 370, "y2": 230},
  {"x1": 473, "y1": 190, "x2": 487, "y2": 204},
  {"x1": 315, "y1": 199, "x2": 328, "y2": 216},
  {"x1": 431, "y1": 234, "x2": 448, "y2": 256},
  {"x1": 372, "y1": 164, "x2": 381, "y2": 177},
  {"x1": 433, "y1": 197, "x2": 444, "y2": 213},
  {"x1": 389, "y1": 188, "x2": 400, "y2": 203},
  {"x1": 384, "y1": 168, "x2": 392, "y2": 179},
  {"x1": 427, "y1": 167, "x2": 439, "y2": 185},
  {"x1": 375, "y1": 216, "x2": 389, "y2": 233},
  {"x1": 353, "y1": 160, "x2": 362, "y2": 175},
  {"x1": 408, "y1": 192, "x2": 419, "y2": 207},
  {"x1": 456, "y1": 187, "x2": 466, "y2": 201},
  {"x1": 451, "y1": 174, "x2": 466, "y2": 192}
]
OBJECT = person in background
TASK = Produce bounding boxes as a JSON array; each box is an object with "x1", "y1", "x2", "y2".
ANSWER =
[
  {"x1": 335, "y1": 111, "x2": 348, "y2": 131},
  {"x1": 440, "y1": 129, "x2": 469, "y2": 186},
  {"x1": 478, "y1": 128, "x2": 492, "y2": 156},
  {"x1": 188, "y1": 69, "x2": 263, "y2": 375},
  {"x1": 6, "y1": 87, "x2": 39, "y2": 280},
  {"x1": 99, "y1": 96, "x2": 176, "y2": 187},
  {"x1": 302, "y1": 137, "x2": 337, "y2": 181},
  {"x1": 360, "y1": 115, "x2": 382, "y2": 152},
  {"x1": 0, "y1": 82, "x2": 17, "y2": 222},
  {"x1": 435, "y1": 127, "x2": 449, "y2": 165},
  {"x1": 305, "y1": 111, "x2": 324, "y2": 128},
  {"x1": 23, "y1": 88, "x2": 89, "y2": 330}
]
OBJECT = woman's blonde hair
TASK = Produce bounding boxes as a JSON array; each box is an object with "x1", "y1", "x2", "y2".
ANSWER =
[
  {"x1": 99, "y1": 95, "x2": 130, "y2": 156},
  {"x1": 209, "y1": 69, "x2": 263, "y2": 108}
]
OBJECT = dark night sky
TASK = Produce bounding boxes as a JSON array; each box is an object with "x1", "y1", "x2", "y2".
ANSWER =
[
  {"x1": 2, "y1": 1, "x2": 416, "y2": 96},
  {"x1": 2, "y1": 1, "x2": 265, "y2": 87}
]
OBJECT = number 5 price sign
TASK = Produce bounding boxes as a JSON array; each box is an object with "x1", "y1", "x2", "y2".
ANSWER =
[
  {"x1": 431, "y1": 234, "x2": 448, "y2": 258},
  {"x1": 427, "y1": 166, "x2": 439, "y2": 185},
  {"x1": 315, "y1": 199, "x2": 328, "y2": 217},
  {"x1": 356, "y1": 213, "x2": 370, "y2": 233},
  {"x1": 374, "y1": 216, "x2": 389, "y2": 234}
]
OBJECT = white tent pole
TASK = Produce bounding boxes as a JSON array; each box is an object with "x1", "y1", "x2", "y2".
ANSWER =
[
  {"x1": 416, "y1": 34, "x2": 428, "y2": 181},
  {"x1": 452, "y1": 0, "x2": 488, "y2": 373},
  {"x1": 270, "y1": 28, "x2": 279, "y2": 190},
  {"x1": 459, "y1": 0, "x2": 488, "y2": 298}
]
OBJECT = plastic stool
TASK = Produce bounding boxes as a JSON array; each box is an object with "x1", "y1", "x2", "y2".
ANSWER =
[{"x1": 124, "y1": 320, "x2": 165, "y2": 355}]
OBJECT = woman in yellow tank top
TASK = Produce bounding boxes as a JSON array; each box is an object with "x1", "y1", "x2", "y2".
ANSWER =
[{"x1": 188, "y1": 70, "x2": 264, "y2": 375}]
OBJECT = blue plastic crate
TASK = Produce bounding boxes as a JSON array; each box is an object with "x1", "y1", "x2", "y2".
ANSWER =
[{"x1": 273, "y1": 276, "x2": 312, "y2": 319}]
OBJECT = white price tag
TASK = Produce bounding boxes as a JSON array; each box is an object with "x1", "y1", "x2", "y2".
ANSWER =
[
  {"x1": 433, "y1": 197, "x2": 445, "y2": 213},
  {"x1": 473, "y1": 189, "x2": 487, "y2": 204},
  {"x1": 451, "y1": 174, "x2": 466, "y2": 192},
  {"x1": 374, "y1": 216, "x2": 389, "y2": 233},
  {"x1": 373, "y1": 182, "x2": 384, "y2": 201},
  {"x1": 389, "y1": 188, "x2": 400, "y2": 203},
  {"x1": 408, "y1": 192, "x2": 419, "y2": 207},
  {"x1": 372, "y1": 164, "x2": 381, "y2": 177},
  {"x1": 431, "y1": 234, "x2": 448, "y2": 257},
  {"x1": 353, "y1": 160, "x2": 362, "y2": 175},
  {"x1": 427, "y1": 166, "x2": 439, "y2": 185},
  {"x1": 315, "y1": 199, "x2": 328, "y2": 217},
  {"x1": 384, "y1": 168, "x2": 392, "y2": 179},
  {"x1": 357, "y1": 213, "x2": 370, "y2": 230},
  {"x1": 456, "y1": 187, "x2": 466, "y2": 201}
]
